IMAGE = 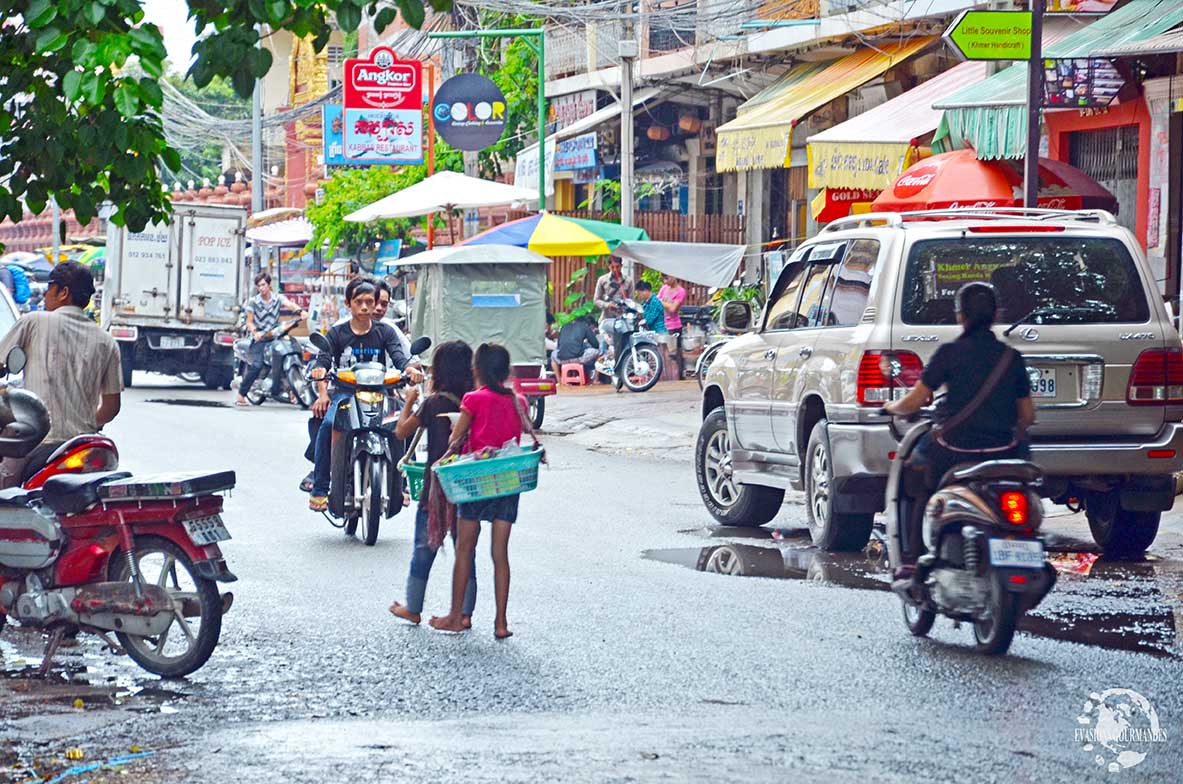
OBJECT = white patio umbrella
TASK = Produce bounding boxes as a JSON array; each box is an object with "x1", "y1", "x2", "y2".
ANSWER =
[{"x1": 343, "y1": 171, "x2": 538, "y2": 223}]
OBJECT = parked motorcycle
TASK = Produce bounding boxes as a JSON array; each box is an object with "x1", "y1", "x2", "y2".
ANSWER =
[
  {"x1": 309, "y1": 333, "x2": 430, "y2": 546},
  {"x1": 233, "y1": 319, "x2": 315, "y2": 408},
  {"x1": 595, "y1": 298, "x2": 663, "y2": 393},
  {"x1": 882, "y1": 406, "x2": 1057, "y2": 656},
  {"x1": 0, "y1": 347, "x2": 237, "y2": 677}
]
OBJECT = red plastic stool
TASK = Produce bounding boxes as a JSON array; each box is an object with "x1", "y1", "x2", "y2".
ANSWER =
[{"x1": 560, "y1": 363, "x2": 587, "y2": 386}]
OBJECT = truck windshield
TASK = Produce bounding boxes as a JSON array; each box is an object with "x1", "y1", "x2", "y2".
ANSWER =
[{"x1": 901, "y1": 237, "x2": 1150, "y2": 326}]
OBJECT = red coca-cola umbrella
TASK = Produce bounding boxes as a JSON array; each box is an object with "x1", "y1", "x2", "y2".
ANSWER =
[{"x1": 870, "y1": 149, "x2": 1118, "y2": 214}]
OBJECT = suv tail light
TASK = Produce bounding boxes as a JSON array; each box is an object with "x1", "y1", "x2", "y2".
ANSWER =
[
  {"x1": 858, "y1": 351, "x2": 923, "y2": 405},
  {"x1": 109, "y1": 325, "x2": 138, "y2": 341},
  {"x1": 213, "y1": 331, "x2": 238, "y2": 347},
  {"x1": 1127, "y1": 348, "x2": 1183, "y2": 406}
]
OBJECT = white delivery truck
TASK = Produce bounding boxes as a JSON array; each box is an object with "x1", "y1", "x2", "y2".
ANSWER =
[{"x1": 102, "y1": 203, "x2": 248, "y2": 389}]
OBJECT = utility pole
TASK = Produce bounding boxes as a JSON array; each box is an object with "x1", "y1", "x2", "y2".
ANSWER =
[
  {"x1": 50, "y1": 197, "x2": 59, "y2": 264},
  {"x1": 1023, "y1": 0, "x2": 1045, "y2": 208},
  {"x1": 619, "y1": 36, "x2": 638, "y2": 228},
  {"x1": 251, "y1": 26, "x2": 264, "y2": 213}
]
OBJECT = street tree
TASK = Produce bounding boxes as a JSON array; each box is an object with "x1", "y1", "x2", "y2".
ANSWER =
[{"x1": 0, "y1": 0, "x2": 448, "y2": 237}]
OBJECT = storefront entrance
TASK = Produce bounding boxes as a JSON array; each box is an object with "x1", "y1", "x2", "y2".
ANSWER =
[{"x1": 1069, "y1": 125, "x2": 1139, "y2": 235}]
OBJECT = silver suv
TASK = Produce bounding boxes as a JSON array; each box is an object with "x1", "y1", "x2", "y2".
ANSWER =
[{"x1": 697, "y1": 208, "x2": 1183, "y2": 557}]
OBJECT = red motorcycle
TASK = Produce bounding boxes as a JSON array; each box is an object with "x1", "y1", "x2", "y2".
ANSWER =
[{"x1": 0, "y1": 348, "x2": 236, "y2": 678}]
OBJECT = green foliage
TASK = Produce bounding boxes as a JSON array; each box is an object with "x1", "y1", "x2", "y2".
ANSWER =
[
  {"x1": 578, "y1": 178, "x2": 661, "y2": 213},
  {"x1": 553, "y1": 263, "x2": 603, "y2": 327},
  {"x1": 0, "y1": 0, "x2": 447, "y2": 236}
]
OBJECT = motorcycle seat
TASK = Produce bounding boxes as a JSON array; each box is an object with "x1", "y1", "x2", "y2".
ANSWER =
[
  {"x1": 940, "y1": 460, "x2": 1042, "y2": 488},
  {"x1": 41, "y1": 471, "x2": 132, "y2": 515}
]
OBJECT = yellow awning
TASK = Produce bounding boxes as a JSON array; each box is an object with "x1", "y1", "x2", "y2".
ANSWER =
[{"x1": 715, "y1": 37, "x2": 936, "y2": 173}]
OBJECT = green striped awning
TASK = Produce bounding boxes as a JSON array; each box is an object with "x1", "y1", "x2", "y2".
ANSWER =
[{"x1": 933, "y1": 0, "x2": 1183, "y2": 160}]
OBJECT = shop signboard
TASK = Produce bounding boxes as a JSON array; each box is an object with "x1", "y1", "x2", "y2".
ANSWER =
[
  {"x1": 375, "y1": 239, "x2": 402, "y2": 275},
  {"x1": 342, "y1": 47, "x2": 423, "y2": 165},
  {"x1": 811, "y1": 187, "x2": 882, "y2": 223},
  {"x1": 554, "y1": 132, "x2": 598, "y2": 171},
  {"x1": 514, "y1": 138, "x2": 556, "y2": 196},
  {"x1": 1041, "y1": 58, "x2": 1123, "y2": 109},
  {"x1": 323, "y1": 105, "x2": 417, "y2": 167},
  {"x1": 550, "y1": 90, "x2": 597, "y2": 130},
  {"x1": 1046, "y1": 0, "x2": 1117, "y2": 14},
  {"x1": 943, "y1": 10, "x2": 1032, "y2": 61},
  {"x1": 432, "y1": 74, "x2": 507, "y2": 151},
  {"x1": 573, "y1": 167, "x2": 601, "y2": 185}
]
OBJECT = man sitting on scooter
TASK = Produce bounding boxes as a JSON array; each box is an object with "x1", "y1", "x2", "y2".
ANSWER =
[
  {"x1": 883, "y1": 282, "x2": 1035, "y2": 573},
  {"x1": 307, "y1": 277, "x2": 418, "y2": 512}
]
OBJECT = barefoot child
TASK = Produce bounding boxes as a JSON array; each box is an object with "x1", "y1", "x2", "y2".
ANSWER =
[
  {"x1": 389, "y1": 341, "x2": 476, "y2": 626},
  {"x1": 430, "y1": 343, "x2": 531, "y2": 639}
]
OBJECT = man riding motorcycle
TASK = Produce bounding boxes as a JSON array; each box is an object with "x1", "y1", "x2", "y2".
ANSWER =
[
  {"x1": 882, "y1": 282, "x2": 1036, "y2": 576},
  {"x1": 308, "y1": 277, "x2": 419, "y2": 511}
]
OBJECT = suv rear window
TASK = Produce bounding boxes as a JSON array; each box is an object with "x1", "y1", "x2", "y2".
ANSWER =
[{"x1": 901, "y1": 237, "x2": 1150, "y2": 325}]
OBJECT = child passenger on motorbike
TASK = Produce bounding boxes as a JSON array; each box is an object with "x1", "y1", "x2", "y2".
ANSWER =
[
  {"x1": 883, "y1": 282, "x2": 1035, "y2": 573},
  {"x1": 389, "y1": 340, "x2": 477, "y2": 627},
  {"x1": 307, "y1": 277, "x2": 419, "y2": 512}
]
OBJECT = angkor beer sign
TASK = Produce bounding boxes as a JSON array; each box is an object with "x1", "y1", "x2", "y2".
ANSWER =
[{"x1": 342, "y1": 47, "x2": 423, "y2": 164}]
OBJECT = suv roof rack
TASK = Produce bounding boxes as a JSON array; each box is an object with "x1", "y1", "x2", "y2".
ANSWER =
[{"x1": 820, "y1": 207, "x2": 1118, "y2": 233}]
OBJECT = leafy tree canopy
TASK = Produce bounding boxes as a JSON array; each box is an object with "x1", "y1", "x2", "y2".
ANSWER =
[{"x1": 0, "y1": 0, "x2": 447, "y2": 234}]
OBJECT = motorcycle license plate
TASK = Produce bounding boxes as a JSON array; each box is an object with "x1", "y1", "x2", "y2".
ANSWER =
[
  {"x1": 160, "y1": 336, "x2": 186, "y2": 350},
  {"x1": 182, "y1": 515, "x2": 231, "y2": 546},
  {"x1": 988, "y1": 538, "x2": 1044, "y2": 568},
  {"x1": 1030, "y1": 368, "x2": 1057, "y2": 398}
]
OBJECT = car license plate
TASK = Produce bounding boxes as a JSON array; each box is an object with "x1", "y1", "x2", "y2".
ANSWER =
[
  {"x1": 1030, "y1": 367, "x2": 1057, "y2": 398},
  {"x1": 988, "y1": 538, "x2": 1044, "y2": 568},
  {"x1": 160, "y1": 335, "x2": 186, "y2": 350},
  {"x1": 182, "y1": 515, "x2": 231, "y2": 546}
]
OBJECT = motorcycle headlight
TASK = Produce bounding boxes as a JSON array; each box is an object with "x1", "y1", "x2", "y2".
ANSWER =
[
  {"x1": 355, "y1": 368, "x2": 385, "y2": 386},
  {"x1": 613, "y1": 318, "x2": 628, "y2": 333},
  {"x1": 357, "y1": 390, "x2": 385, "y2": 405}
]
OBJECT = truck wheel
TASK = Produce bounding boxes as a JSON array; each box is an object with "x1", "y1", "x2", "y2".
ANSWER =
[
  {"x1": 528, "y1": 396, "x2": 545, "y2": 429},
  {"x1": 805, "y1": 420, "x2": 873, "y2": 552},
  {"x1": 119, "y1": 343, "x2": 134, "y2": 388},
  {"x1": 1085, "y1": 490, "x2": 1160, "y2": 558},
  {"x1": 695, "y1": 407, "x2": 784, "y2": 527}
]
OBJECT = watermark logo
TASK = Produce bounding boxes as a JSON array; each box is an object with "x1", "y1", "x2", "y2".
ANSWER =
[{"x1": 1075, "y1": 689, "x2": 1167, "y2": 773}]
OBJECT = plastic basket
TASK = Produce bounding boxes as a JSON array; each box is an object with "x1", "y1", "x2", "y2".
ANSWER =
[
  {"x1": 402, "y1": 462, "x2": 426, "y2": 502},
  {"x1": 433, "y1": 447, "x2": 543, "y2": 504}
]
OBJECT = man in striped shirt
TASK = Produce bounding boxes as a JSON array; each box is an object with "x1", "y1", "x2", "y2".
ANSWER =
[
  {"x1": 236, "y1": 271, "x2": 305, "y2": 406},
  {"x1": 0, "y1": 261, "x2": 122, "y2": 487}
]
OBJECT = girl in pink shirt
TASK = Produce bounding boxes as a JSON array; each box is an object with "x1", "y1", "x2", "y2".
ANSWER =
[
  {"x1": 658, "y1": 274, "x2": 686, "y2": 332},
  {"x1": 431, "y1": 343, "x2": 525, "y2": 639}
]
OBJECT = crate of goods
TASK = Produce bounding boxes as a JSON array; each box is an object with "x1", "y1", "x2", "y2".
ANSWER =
[{"x1": 433, "y1": 447, "x2": 543, "y2": 504}]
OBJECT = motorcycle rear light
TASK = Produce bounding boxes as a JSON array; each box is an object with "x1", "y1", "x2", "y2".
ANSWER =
[
  {"x1": 109, "y1": 326, "x2": 137, "y2": 341},
  {"x1": 88, "y1": 544, "x2": 106, "y2": 557},
  {"x1": 858, "y1": 351, "x2": 923, "y2": 406},
  {"x1": 213, "y1": 331, "x2": 237, "y2": 347},
  {"x1": 1127, "y1": 348, "x2": 1183, "y2": 405},
  {"x1": 999, "y1": 491, "x2": 1028, "y2": 525},
  {"x1": 57, "y1": 447, "x2": 119, "y2": 472},
  {"x1": 1009, "y1": 574, "x2": 1028, "y2": 585}
]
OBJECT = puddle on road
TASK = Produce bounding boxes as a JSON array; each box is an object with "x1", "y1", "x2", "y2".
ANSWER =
[
  {"x1": 644, "y1": 539, "x2": 1181, "y2": 658},
  {"x1": 146, "y1": 398, "x2": 232, "y2": 408}
]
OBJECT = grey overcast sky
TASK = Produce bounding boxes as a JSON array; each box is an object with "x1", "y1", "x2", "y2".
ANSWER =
[{"x1": 143, "y1": 0, "x2": 198, "y2": 72}]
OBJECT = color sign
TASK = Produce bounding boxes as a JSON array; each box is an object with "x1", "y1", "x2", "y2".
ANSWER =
[
  {"x1": 554, "y1": 132, "x2": 598, "y2": 172},
  {"x1": 432, "y1": 74, "x2": 507, "y2": 152},
  {"x1": 341, "y1": 48, "x2": 423, "y2": 165},
  {"x1": 943, "y1": 10, "x2": 1033, "y2": 61}
]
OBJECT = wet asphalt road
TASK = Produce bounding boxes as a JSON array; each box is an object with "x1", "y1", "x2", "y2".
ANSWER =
[{"x1": 2, "y1": 378, "x2": 1183, "y2": 783}]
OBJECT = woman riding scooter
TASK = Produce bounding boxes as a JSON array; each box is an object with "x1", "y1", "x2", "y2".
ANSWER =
[{"x1": 883, "y1": 282, "x2": 1036, "y2": 577}]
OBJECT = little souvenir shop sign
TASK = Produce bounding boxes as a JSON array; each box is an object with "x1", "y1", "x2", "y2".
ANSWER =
[
  {"x1": 342, "y1": 47, "x2": 424, "y2": 164},
  {"x1": 944, "y1": 10, "x2": 1033, "y2": 61}
]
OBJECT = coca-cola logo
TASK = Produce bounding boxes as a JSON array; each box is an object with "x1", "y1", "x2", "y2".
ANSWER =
[{"x1": 892, "y1": 163, "x2": 941, "y2": 199}]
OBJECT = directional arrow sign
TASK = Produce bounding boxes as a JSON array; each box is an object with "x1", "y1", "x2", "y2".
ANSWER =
[{"x1": 944, "y1": 10, "x2": 1033, "y2": 61}]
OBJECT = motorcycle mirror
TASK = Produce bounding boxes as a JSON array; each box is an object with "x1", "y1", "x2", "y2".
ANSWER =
[
  {"x1": 5, "y1": 346, "x2": 26, "y2": 375},
  {"x1": 309, "y1": 332, "x2": 332, "y2": 354},
  {"x1": 409, "y1": 336, "x2": 431, "y2": 356}
]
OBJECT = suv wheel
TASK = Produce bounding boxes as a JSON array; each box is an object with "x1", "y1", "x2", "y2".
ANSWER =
[
  {"x1": 805, "y1": 420, "x2": 873, "y2": 552},
  {"x1": 696, "y1": 408, "x2": 784, "y2": 527},
  {"x1": 1085, "y1": 490, "x2": 1159, "y2": 558}
]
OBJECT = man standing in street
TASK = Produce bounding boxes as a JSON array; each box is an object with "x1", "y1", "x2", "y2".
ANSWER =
[
  {"x1": 593, "y1": 258, "x2": 633, "y2": 356},
  {"x1": 236, "y1": 271, "x2": 305, "y2": 407},
  {"x1": 0, "y1": 261, "x2": 122, "y2": 487}
]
